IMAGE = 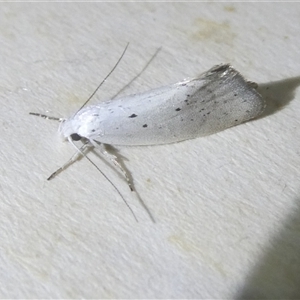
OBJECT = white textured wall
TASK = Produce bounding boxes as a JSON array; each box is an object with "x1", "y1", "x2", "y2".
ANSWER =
[{"x1": 1, "y1": 2, "x2": 300, "y2": 298}]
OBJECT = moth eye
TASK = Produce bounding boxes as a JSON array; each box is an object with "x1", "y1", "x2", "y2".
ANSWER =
[{"x1": 70, "y1": 133, "x2": 81, "y2": 141}]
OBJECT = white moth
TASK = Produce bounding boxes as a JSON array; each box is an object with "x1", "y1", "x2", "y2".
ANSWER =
[
  {"x1": 60, "y1": 64, "x2": 265, "y2": 146},
  {"x1": 31, "y1": 51, "x2": 265, "y2": 221}
]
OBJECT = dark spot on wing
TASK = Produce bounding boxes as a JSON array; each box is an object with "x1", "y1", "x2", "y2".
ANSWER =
[
  {"x1": 129, "y1": 113, "x2": 138, "y2": 118},
  {"x1": 143, "y1": 124, "x2": 148, "y2": 128},
  {"x1": 175, "y1": 108, "x2": 181, "y2": 111}
]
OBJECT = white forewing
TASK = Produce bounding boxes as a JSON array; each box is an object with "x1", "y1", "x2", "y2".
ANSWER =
[{"x1": 60, "y1": 64, "x2": 265, "y2": 146}]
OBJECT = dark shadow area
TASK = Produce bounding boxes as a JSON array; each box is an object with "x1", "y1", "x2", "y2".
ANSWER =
[
  {"x1": 235, "y1": 75, "x2": 300, "y2": 299},
  {"x1": 257, "y1": 76, "x2": 300, "y2": 118},
  {"x1": 236, "y1": 197, "x2": 300, "y2": 299}
]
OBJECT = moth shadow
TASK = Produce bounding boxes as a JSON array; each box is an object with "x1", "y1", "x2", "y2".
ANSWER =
[
  {"x1": 257, "y1": 75, "x2": 300, "y2": 118},
  {"x1": 235, "y1": 195, "x2": 300, "y2": 299}
]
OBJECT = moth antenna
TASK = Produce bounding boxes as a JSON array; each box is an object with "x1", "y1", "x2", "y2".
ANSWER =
[
  {"x1": 75, "y1": 43, "x2": 130, "y2": 114},
  {"x1": 111, "y1": 46, "x2": 162, "y2": 99},
  {"x1": 29, "y1": 112, "x2": 64, "y2": 122}
]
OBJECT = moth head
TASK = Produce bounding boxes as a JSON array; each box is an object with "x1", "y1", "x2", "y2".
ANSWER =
[{"x1": 59, "y1": 119, "x2": 82, "y2": 142}]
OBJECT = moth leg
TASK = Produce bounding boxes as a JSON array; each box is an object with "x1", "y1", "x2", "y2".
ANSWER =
[
  {"x1": 48, "y1": 142, "x2": 91, "y2": 180},
  {"x1": 90, "y1": 141, "x2": 134, "y2": 192}
]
